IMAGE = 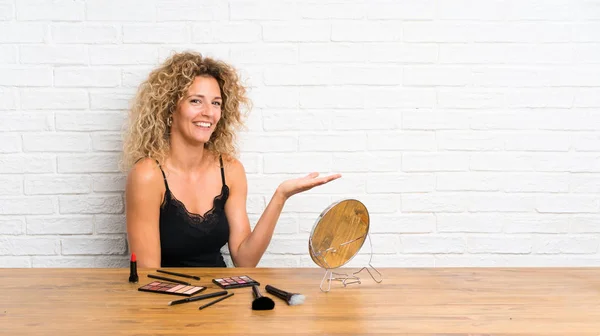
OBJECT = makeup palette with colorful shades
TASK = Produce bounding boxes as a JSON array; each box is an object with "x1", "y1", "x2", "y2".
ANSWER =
[
  {"x1": 212, "y1": 275, "x2": 259, "y2": 289},
  {"x1": 138, "y1": 281, "x2": 206, "y2": 297}
]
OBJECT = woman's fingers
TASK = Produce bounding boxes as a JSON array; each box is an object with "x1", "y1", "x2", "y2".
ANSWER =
[
  {"x1": 279, "y1": 173, "x2": 342, "y2": 198},
  {"x1": 303, "y1": 173, "x2": 342, "y2": 188},
  {"x1": 304, "y1": 172, "x2": 320, "y2": 179}
]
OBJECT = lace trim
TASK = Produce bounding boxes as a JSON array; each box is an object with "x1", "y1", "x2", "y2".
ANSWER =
[{"x1": 162, "y1": 185, "x2": 230, "y2": 227}]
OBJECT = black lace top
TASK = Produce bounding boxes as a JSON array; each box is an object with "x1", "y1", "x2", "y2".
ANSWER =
[{"x1": 157, "y1": 156, "x2": 230, "y2": 267}]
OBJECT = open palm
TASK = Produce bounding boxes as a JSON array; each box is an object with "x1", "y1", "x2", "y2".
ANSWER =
[{"x1": 277, "y1": 172, "x2": 342, "y2": 199}]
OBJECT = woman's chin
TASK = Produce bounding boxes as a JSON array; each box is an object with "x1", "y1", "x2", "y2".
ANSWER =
[
  {"x1": 173, "y1": 131, "x2": 213, "y2": 147},
  {"x1": 184, "y1": 137, "x2": 210, "y2": 147}
]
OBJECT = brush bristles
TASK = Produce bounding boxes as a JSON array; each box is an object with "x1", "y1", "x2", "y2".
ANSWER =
[
  {"x1": 265, "y1": 284, "x2": 305, "y2": 306},
  {"x1": 288, "y1": 294, "x2": 305, "y2": 306},
  {"x1": 252, "y1": 297, "x2": 275, "y2": 310}
]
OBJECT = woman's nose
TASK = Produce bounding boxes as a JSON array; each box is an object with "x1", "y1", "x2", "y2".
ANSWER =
[{"x1": 200, "y1": 105, "x2": 212, "y2": 116}]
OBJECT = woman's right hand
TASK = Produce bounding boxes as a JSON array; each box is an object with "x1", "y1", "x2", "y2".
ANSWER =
[{"x1": 275, "y1": 172, "x2": 342, "y2": 201}]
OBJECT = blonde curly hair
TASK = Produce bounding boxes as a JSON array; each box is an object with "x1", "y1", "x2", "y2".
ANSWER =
[{"x1": 121, "y1": 51, "x2": 250, "y2": 171}]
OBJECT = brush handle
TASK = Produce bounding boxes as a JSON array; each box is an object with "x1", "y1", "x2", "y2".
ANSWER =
[
  {"x1": 148, "y1": 274, "x2": 190, "y2": 286},
  {"x1": 251, "y1": 285, "x2": 263, "y2": 299},
  {"x1": 199, "y1": 293, "x2": 234, "y2": 310},
  {"x1": 265, "y1": 285, "x2": 290, "y2": 302},
  {"x1": 169, "y1": 291, "x2": 228, "y2": 306},
  {"x1": 157, "y1": 269, "x2": 201, "y2": 280}
]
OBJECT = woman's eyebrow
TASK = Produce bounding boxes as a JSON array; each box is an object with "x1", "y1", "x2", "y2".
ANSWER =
[{"x1": 187, "y1": 94, "x2": 222, "y2": 100}]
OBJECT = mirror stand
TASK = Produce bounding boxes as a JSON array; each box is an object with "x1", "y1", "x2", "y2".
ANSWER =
[{"x1": 313, "y1": 231, "x2": 383, "y2": 293}]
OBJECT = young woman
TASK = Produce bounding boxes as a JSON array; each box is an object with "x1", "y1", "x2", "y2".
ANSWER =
[{"x1": 122, "y1": 51, "x2": 340, "y2": 268}]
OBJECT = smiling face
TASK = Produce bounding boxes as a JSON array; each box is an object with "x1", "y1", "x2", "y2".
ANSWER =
[{"x1": 171, "y1": 75, "x2": 223, "y2": 146}]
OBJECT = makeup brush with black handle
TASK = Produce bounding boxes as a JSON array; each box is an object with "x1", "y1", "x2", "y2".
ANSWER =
[
  {"x1": 265, "y1": 285, "x2": 305, "y2": 306},
  {"x1": 251, "y1": 285, "x2": 274, "y2": 310}
]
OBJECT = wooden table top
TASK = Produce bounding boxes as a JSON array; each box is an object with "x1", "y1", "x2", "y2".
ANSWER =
[{"x1": 1, "y1": 267, "x2": 600, "y2": 335}]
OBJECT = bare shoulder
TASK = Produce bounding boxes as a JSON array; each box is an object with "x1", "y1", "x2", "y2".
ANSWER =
[
  {"x1": 126, "y1": 157, "x2": 164, "y2": 191},
  {"x1": 220, "y1": 153, "x2": 246, "y2": 183}
]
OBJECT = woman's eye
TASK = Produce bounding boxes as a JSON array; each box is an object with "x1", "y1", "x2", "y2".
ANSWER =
[
  {"x1": 213, "y1": 101, "x2": 222, "y2": 106},
  {"x1": 191, "y1": 99, "x2": 201, "y2": 104}
]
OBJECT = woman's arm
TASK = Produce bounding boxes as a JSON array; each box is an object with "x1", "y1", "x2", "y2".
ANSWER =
[
  {"x1": 224, "y1": 158, "x2": 341, "y2": 267},
  {"x1": 125, "y1": 158, "x2": 164, "y2": 268}
]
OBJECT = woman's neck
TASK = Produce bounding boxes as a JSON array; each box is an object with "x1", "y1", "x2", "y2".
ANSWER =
[{"x1": 166, "y1": 133, "x2": 211, "y2": 174}]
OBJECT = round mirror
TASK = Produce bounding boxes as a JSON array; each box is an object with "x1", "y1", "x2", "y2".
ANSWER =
[{"x1": 308, "y1": 199, "x2": 370, "y2": 269}]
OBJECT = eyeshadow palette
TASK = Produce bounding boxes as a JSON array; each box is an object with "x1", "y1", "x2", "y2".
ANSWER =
[
  {"x1": 138, "y1": 281, "x2": 206, "y2": 297},
  {"x1": 212, "y1": 275, "x2": 260, "y2": 289}
]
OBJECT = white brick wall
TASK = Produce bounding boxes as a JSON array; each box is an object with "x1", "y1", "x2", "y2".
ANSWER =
[{"x1": 1, "y1": 0, "x2": 599, "y2": 268}]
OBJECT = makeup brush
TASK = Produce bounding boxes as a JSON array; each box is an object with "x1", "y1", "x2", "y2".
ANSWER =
[
  {"x1": 251, "y1": 285, "x2": 274, "y2": 310},
  {"x1": 265, "y1": 285, "x2": 305, "y2": 306}
]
